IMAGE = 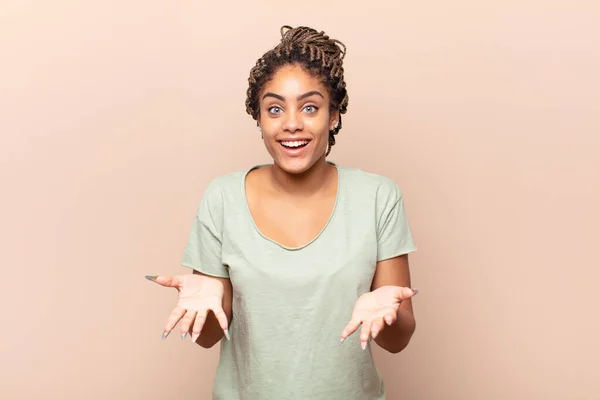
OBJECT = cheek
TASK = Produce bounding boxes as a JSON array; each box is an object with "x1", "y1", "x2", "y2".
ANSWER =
[
  {"x1": 258, "y1": 116, "x2": 278, "y2": 133},
  {"x1": 311, "y1": 122, "x2": 332, "y2": 140},
  {"x1": 261, "y1": 123, "x2": 280, "y2": 138},
  {"x1": 306, "y1": 114, "x2": 330, "y2": 130}
]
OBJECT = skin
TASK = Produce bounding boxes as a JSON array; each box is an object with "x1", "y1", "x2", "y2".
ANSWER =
[
  {"x1": 246, "y1": 64, "x2": 340, "y2": 249},
  {"x1": 148, "y1": 63, "x2": 417, "y2": 353}
]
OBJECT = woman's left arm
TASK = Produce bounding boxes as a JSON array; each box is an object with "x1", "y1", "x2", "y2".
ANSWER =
[{"x1": 370, "y1": 254, "x2": 416, "y2": 354}]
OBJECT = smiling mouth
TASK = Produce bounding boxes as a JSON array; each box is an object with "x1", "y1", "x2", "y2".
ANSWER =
[{"x1": 279, "y1": 140, "x2": 310, "y2": 149}]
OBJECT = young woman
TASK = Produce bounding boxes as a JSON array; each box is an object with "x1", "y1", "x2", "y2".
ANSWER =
[{"x1": 147, "y1": 25, "x2": 418, "y2": 399}]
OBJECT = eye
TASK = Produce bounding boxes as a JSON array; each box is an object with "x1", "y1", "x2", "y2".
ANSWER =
[
  {"x1": 303, "y1": 105, "x2": 318, "y2": 113},
  {"x1": 268, "y1": 106, "x2": 283, "y2": 115}
]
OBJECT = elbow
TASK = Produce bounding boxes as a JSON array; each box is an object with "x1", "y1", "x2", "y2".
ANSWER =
[
  {"x1": 196, "y1": 336, "x2": 221, "y2": 349},
  {"x1": 384, "y1": 335, "x2": 413, "y2": 354},
  {"x1": 382, "y1": 323, "x2": 416, "y2": 354},
  {"x1": 387, "y1": 342, "x2": 409, "y2": 354},
  {"x1": 196, "y1": 341, "x2": 216, "y2": 349}
]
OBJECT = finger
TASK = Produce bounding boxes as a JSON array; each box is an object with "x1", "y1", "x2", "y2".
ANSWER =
[
  {"x1": 209, "y1": 306, "x2": 230, "y2": 340},
  {"x1": 384, "y1": 311, "x2": 397, "y2": 326},
  {"x1": 180, "y1": 309, "x2": 197, "y2": 339},
  {"x1": 360, "y1": 319, "x2": 372, "y2": 350},
  {"x1": 339, "y1": 318, "x2": 361, "y2": 344},
  {"x1": 393, "y1": 286, "x2": 419, "y2": 301},
  {"x1": 370, "y1": 316, "x2": 385, "y2": 340},
  {"x1": 163, "y1": 306, "x2": 187, "y2": 338},
  {"x1": 145, "y1": 275, "x2": 181, "y2": 289},
  {"x1": 190, "y1": 308, "x2": 209, "y2": 342}
]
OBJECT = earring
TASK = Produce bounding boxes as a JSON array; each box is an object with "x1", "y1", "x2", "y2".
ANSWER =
[{"x1": 258, "y1": 126, "x2": 263, "y2": 139}]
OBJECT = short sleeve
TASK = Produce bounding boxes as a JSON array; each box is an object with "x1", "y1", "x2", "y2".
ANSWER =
[
  {"x1": 181, "y1": 180, "x2": 229, "y2": 278},
  {"x1": 376, "y1": 180, "x2": 417, "y2": 262}
]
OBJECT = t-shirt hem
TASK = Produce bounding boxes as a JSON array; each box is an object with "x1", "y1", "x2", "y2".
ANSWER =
[
  {"x1": 181, "y1": 262, "x2": 230, "y2": 278},
  {"x1": 376, "y1": 246, "x2": 417, "y2": 262}
]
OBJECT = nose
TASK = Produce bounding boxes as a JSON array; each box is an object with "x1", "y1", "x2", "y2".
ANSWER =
[{"x1": 282, "y1": 109, "x2": 303, "y2": 133}]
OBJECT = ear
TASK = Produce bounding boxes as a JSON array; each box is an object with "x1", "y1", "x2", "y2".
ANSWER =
[{"x1": 329, "y1": 109, "x2": 340, "y2": 130}]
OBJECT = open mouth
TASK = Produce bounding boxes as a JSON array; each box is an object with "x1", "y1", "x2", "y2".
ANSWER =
[{"x1": 279, "y1": 140, "x2": 310, "y2": 149}]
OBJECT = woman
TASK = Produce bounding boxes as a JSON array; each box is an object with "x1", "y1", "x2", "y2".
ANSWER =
[{"x1": 147, "y1": 25, "x2": 418, "y2": 399}]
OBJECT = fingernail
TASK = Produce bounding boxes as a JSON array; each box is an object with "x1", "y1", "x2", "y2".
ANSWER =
[
  {"x1": 181, "y1": 332, "x2": 187, "y2": 340},
  {"x1": 361, "y1": 341, "x2": 367, "y2": 350},
  {"x1": 339, "y1": 338, "x2": 345, "y2": 345},
  {"x1": 385, "y1": 318, "x2": 393, "y2": 326},
  {"x1": 372, "y1": 330, "x2": 378, "y2": 339},
  {"x1": 191, "y1": 333, "x2": 200, "y2": 342},
  {"x1": 224, "y1": 329, "x2": 230, "y2": 341},
  {"x1": 145, "y1": 275, "x2": 157, "y2": 281},
  {"x1": 162, "y1": 331, "x2": 170, "y2": 340},
  {"x1": 412, "y1": 289, "x2": 419, "y2": 296}
]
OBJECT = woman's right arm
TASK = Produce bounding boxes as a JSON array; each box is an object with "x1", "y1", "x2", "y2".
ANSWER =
[{"x1": 190, "y1": 271, "x2": 233, "y2": 348}]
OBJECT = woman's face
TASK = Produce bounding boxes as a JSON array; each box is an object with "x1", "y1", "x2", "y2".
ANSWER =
[{"x1": 258, "y1": 64, "x2": 339, "y2": 174}]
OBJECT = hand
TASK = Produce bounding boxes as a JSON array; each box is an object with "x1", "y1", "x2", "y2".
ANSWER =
[
  {"x1": 145, "y1": 274, "x2": 230, "y2": 342},
  {"x1": 340, "y1": 286, "x2": 417, "y2": 349}
]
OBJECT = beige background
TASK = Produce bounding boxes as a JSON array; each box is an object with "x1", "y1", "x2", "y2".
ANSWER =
[{"x1": 1, "y1": 1, "x2": 599, "y2": 399}]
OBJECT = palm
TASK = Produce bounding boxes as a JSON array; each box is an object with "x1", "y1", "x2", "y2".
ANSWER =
[
  {"x1": 146, "y1": 273, "x2": 229, "y2": 341},
  {"x1": 352, "y1": 286, "x2": 401, "y2": 321},
  {"x1": 340, "y1": 285, "x2": 416, "y2": 349},
  {"x1": 176, "y1": 274, "x2": 224, "y2": 312}
]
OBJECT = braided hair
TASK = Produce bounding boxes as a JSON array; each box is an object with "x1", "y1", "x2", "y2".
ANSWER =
[{"x1": 245, "y1": 25, "x2": 349, "y2": 156}]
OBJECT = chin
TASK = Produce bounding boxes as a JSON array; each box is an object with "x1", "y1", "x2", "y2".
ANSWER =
[{"x1": 275, "y1": 158, "x2": 315, "y2": 175}]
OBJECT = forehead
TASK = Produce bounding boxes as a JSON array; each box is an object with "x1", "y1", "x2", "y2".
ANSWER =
[{"x1": 262, "y1": 64, "x2": 329, "y2": 98}]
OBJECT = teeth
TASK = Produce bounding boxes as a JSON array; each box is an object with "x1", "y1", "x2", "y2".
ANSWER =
[{"x1": 281, "y1": 140, "x2": 309, "y2": 148}]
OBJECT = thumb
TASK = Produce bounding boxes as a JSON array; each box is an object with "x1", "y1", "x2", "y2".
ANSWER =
[
  {"x1": 394, "y1": 286, "x2": 419, "y2": 301},
  {"x1": 145, "y1": 275, "x2": 181, "y2": 288}
]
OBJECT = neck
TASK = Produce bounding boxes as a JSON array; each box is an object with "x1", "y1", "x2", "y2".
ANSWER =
[{"x1": 269, "y1": 158, "x2": 335, "y2": 197}]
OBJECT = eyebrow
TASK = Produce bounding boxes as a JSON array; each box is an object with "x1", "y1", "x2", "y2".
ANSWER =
[{"x1": 262, "y1": 90, "x2": 324, "y2": 102}]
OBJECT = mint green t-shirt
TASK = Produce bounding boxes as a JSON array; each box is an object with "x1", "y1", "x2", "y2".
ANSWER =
[{"x1": 181, "y1": 163, "x2": 417, "y2": 400}]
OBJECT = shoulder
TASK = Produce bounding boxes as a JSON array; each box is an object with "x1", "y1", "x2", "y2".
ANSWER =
[
  {"x1": 338, "y1": 165, "x2": 404, "y2": 203},
  {"x1": 196, "y1": 168, "x2": 248, "y2": 213},
  {"x1": 203, "y1": 170, "x2": 245, "y2": 196}
]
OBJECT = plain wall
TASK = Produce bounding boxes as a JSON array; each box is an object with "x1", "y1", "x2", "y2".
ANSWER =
[{"x1": 1, "y1": 1, "x2": 599, "y2": 399}]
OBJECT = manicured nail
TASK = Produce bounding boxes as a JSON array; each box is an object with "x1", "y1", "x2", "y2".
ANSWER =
[
  {"x1": 145, "y1": 275, "x2": 157, "y2": 281},
  {"x1": 224, "y1": 329, "x2": 230, "y2": 341},
  {"x1": 181, "y1": 332, "x2": 187, "y2": 340},
  {"x1": 412, "y1": 289, "x2": 419, "y2": 296},
  {"x1": 162, "y1": 331, "x2": 170, "y2": 340},
  {"x1": 385, "y1": 318, "x2": 393, "y2": 326},
  {"x1": 191, "y1": 333, "x2": 200, "y2": 342},
  {"x1": 339, "y1": 337, "x2": 345, "y2": 345},
  {"x1": 372, "y1": 330, "x2": 378, "y2": 339},
  {"x1": 361, "y1": 341, "x2": 367, "y2": 350}
]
